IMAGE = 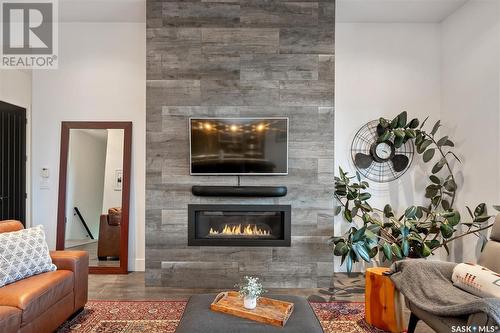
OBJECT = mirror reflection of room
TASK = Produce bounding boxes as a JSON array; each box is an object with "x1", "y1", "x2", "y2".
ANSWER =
[{"x1": 64, "y1": 129, "x2": 124, "y2": 268}]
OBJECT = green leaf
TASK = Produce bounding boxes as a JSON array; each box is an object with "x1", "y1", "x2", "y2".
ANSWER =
[
  {"x1": 429, "y1": 175, "x2": 441, "y2": 184},
  {"x1": 408, "y1": 118, "x2": 419, "y2": 129},
  {"x1": 359, "y1": 193, "x2": 371, "y2": 201},
  {"x1": 419, "y1": 116, "x2": 429, "y2": 129},
  {"x1": 352, "y1": 227, "x2": 365, "y2": 242},
  {"x1": 379, "y1": 118, "x2": 389, "y2": 128},
  {"x1": 394, "y1": 135, "x2": 404, "y2": 148},
  {"x1": 394, "y1": 129, "x2": 405, "y2": 138},
  {"x1": 344, "y1": 209, "x2": 352, "y2": 222},
  {"x1": 441, "y1": 199, "x2": 450, "y2": 210},
  {"x1": 398, "y1": 111, "x2": 407, "y2": 128},
  {"x1": 442, "y1": 139, "x2": 454, "y2": 147},
  {"x1": 473, "y1": 216, "x2": 491, "y2": 223},
  {"x1": 436, "y1": 136, "x2": 449, "y2": 147},
  {"x1": 404, "y1": 129, "x2": 416, "y2": 138},
  {"x1": 334, "y1": 205, "x2": 342, "y2": 216},
  {"x1": 391, "y1": 243, "x2": 403, "y2": 259},
  {"x1": 334, "y1": 242, "x2": 349, "y2": 256},
  {"x1": 430, "y1": 120, "x2": 441, "y2": 136},
  {"x1": 431, "y1": 195, "x2": 441, "y2": 207},
  {"x1": 417, "y1": 140, "x2": 432, "y2": 154},
  {"x1": 364, "y1": 229, "x2": 377, "y2": 240},
  {"x1": 493, "y1": 205, "x2": 500, "y2": 212},
  {"x1": 404, "y1": 206, "x2": 418, "y2": 219},
  {"x1": 425, "y1": 239, "x2": 440, "y2": 249},
  {"x1": 432, "y1": 158, "x2": 446, "y2": 174},
  {"x1": 369, "y1": 246, "x2": 378, "y2": 258},
  {"x1": 402, "y1": 239, "x2": 409, "y2": 257},
  {"x1": 443, "y1": 179, "x2": 457, "y2": 192},
  {"x1": 382, "y1": 243, "x2": 393, "y2": 261},
  {"x1": 353, "y1": 242, "x2": 371, "y2": 263},
  {"x1": 466, "y1": 206, "x2": 474, "y2": 219},
  {"x1": 330, "y1": 236, "x2": 344, "y2": 245},
  {"x1": 345, "y1": 255, "x2": 353, "y2": 273},
  {"x1": 416, "y1": 206, "x2": 424, "y2": 219},
  {"x1": 390, "y1": 116, "x2": 399, "y2": 129},
  {"x1": 443, "y1": 243, "x2": 450, "y2": 255},
  {"x1": 384, "y1": 204, "x2": 394, "y2": 218},
  {"x1": 421, "y1": 243, "x2": 431, "y2": 257},
  {"x1": 440, "y1": 223, "x2": 454, "y2": 239},
  {"x1": 474, "y1": 203, "x2": 486, "y2": 217},
  {"x1": 423, "y1": 149, "x2": 435, "y2": 162},
  {"x1": 425, "y1": 185, "x2": 439, "y2": 198},
  {"x1": 378, "y1": 131, "x2": 391, "y2": 142},
  {"x1": 446, "y1": 211, "x2": 461, "y2": 226}
]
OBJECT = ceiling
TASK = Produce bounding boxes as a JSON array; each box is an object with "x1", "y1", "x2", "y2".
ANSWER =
[
  {"x1": 336, "y1": 0, "x2": 468, "y2": 23},
  {"x1": 59, "y1": 0, "x2": 145, "y2": 23},
  {"x1": 58, "y1": 0, "x2": 467, "y2": 24}
]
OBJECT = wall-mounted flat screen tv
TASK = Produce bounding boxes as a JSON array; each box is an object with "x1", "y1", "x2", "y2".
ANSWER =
[{"x1": 190, "y1": 118, "x2": 289, "y2": 175}]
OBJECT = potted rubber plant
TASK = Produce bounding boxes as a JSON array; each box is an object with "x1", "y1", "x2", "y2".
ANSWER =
[
  {"x1": 332, "y1": 111, "x2": 500, "y2": 272},
  {"x1": 236, "y1": 276, "x2": 267, "y2": 309}
]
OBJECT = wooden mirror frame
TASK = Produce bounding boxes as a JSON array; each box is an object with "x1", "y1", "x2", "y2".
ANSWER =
[{"x1": 56, "y1": 121, "x2": 132, "y2": 274}]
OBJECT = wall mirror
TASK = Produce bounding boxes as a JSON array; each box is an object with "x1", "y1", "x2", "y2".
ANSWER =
[{"x1": 57, "y1": 122, "x2": 132, "y2": 274}]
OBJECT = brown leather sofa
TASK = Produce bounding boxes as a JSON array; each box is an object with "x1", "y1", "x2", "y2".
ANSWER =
[
  {"x1": 97, "y1": 207, "x2": 121, "y2": 260},
  {"x1": 406, "y1": 214, "x2": 500, "y2": 333},
  {"x1": 0, "y1": 220, "x2": 89, "y2": 333}
]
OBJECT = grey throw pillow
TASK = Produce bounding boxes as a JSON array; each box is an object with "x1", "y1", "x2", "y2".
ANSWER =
[{"x1": 0, "y1": 225, "x2": 57, "y2": 287}]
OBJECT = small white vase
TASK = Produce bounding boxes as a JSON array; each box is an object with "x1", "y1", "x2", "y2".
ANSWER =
[{"x1": 243, "y1": 296, "x2": 257, "y2": 309}]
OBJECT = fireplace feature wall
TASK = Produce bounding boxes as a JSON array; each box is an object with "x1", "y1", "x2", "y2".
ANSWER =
[
  {"x1": 146, "y1": 0, "x2": 335, "y2": 288},
  {"x1": 188, "y1": 205, "x2": 291, "y2": 247}
]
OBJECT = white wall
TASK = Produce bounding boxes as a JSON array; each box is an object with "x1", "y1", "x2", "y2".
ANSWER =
[
  {"x1": 102, "y1": 129, "x2": 124, "y2": 213},
  {"x1": 440, "y1": 0, "x2": 500, "y2": 263},
  {"x1": 335, "y1": 1, "x2": 500, "y2": 272},
  {"x1": 65, "y1": 129, "x2": 107, "y2": 240},
  {"x1": 32, "y1": 22, "x2": 146, "y2": 271},
  {"x1": 334, "y1": 23, "x2": 442, "y2": 271},
  {"x1": 0, "y1": 70, "x2": 32, "y2": 225}
]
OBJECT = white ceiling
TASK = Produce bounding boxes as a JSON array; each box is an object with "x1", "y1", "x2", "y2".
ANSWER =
[
  {"x1": 59, "y1": 0, "x2": 145, "y2": 23},
  {"x1": 336, "y1": 0, "x2": 468, "y2": 23}
]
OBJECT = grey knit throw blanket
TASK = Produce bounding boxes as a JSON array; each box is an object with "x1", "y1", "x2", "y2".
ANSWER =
[{"x1": 389, "y1": 259, "x2": 500, "y2": 325}]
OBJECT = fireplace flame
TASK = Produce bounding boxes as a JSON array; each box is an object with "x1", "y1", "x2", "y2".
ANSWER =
[{"x1": 209, "y1": 224, "x2": 270, "y2": 236}]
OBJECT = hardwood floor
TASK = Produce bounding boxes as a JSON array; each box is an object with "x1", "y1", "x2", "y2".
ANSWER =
[
  {"x1": 88, "y1": 272, "x2": 434, "y2": 332},
  {"x1": 89, "y1": 272, "x2": 364, "y2": 302}
]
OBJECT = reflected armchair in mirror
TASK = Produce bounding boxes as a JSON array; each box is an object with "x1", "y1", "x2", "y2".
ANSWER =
[
  {"x1": 98, "y1": 207, "x2": 122, "y2": 261},
  {"x1": 57, "y1": 121, "x2": 132, "y2": 274}
]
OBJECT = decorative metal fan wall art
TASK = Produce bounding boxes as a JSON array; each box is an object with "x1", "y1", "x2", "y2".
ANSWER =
[{"x1": 351, "y1": 120, "x2": 414, "y2": 183}]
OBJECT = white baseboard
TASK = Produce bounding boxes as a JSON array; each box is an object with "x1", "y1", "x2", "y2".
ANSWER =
[{"x1": 130, "y1": 258, "x2": 145, "y2": 272}]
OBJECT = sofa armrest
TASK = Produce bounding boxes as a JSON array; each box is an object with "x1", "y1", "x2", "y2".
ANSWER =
[{"x1": 50, "y1": 251, "x2": 89, "y2": 311}]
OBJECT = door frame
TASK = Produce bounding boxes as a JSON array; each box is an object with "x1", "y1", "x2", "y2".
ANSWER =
[{"x1": 0, "y1": 100, "x2": 29, "y2": 226}]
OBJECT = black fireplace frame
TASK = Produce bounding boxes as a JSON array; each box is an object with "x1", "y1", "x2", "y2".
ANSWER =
[{"x1": 188, "y1": 204, "x2": 291, "y2": 247}]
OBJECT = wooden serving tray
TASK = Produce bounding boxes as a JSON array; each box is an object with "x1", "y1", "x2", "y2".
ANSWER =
[{"x1": 210, "y1": 291, "x2": 294, "y2": 327}]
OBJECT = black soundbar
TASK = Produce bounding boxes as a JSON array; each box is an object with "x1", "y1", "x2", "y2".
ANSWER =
[{"x1": 191, "y1": 186, "x2": 287, "y2": 197}]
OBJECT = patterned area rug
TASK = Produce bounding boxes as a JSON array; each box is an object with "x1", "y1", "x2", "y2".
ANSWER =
[{"x1": 57, "y1": 300, "x2": 385, "y2": 333}]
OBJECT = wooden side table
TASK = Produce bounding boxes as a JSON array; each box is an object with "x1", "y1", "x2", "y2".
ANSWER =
[{"x1": 365, "y1": 267, "x2": 405, "y2": 333}]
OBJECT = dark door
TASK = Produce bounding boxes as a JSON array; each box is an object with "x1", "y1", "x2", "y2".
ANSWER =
[{"x1": 0, "y1": 101, "x2": 27, "y2": 225}]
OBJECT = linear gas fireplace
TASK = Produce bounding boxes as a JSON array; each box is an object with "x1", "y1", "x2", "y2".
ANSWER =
[{"x1": 188, "y1": 204, "x2": 291, "y2": 247}]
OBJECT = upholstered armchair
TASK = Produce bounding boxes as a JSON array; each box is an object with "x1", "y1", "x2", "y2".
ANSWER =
[
  {"x1": 97, "y1": 207, "x2": 121, "y2": 260},
  {"x1": 406, "y1": 215, "x2": 500, "y2": 333}
]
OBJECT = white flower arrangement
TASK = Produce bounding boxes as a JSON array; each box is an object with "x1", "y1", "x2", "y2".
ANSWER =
[{"x1": 236, "y1": 276, "x2": 267, "y2": 299}]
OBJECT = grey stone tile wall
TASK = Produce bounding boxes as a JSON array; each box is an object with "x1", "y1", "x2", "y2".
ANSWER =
[{"x1": 146, "y1": 0, "x2": 335, "y2": 288}]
